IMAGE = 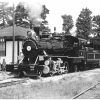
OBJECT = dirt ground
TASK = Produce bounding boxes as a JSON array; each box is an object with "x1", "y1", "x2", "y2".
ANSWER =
[
  {"x1": 0, "y1": 71, "x2": 14, "y2": 81},
  {"x1": 0, "y1": 68, "x2": 100, "y2": 99}
]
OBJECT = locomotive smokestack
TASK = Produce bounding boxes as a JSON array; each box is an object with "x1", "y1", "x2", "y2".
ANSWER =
[
  {"x1": 54, "y1": 27, "x2": 56, "y2": 33},
  {"x1": 34, "y1": 27, "x2": 40, "y2": 36}
]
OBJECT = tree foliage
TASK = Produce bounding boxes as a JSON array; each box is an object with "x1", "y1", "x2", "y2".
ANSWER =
[
  {"x1": 0, "y1": 2, "x2": 51, "y2": 32},
  {"x1": 40, "y1": 5, "x2": 50, "y2": 33},
  {"x1": 0, "y1": 2, "x2": 30, "y2": 28},
  {"x1": 92, "y1": 15, "x2": 100, "y2": 36},
  {"x1": 61, "y1": 15, "x2": 73, "y2": 35},
  {"x1": 41, "y1": 5, "x2": 49, "y2": 20},
  {"x1": 76, "y1": 8, "x2": 92, "y2": 39},
  {"x1": 14, "y1": 3, "x2": 30, "y2": 28},
  {"x1": 0, "y1": 2, "x2": 13, "y2": 28}
]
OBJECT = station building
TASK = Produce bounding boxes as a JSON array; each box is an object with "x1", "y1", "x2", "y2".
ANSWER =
[{"x1": 0, "y1": 25, "x2": 36, "y2": 64}]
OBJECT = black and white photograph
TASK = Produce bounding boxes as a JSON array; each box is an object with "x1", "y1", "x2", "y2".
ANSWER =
[{"x1": 0, "y1": 0, "x2": 100, "y2": 99}]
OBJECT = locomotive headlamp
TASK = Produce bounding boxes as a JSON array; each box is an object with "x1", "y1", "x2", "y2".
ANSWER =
[
  {"x1": 27, "y1": 46, "x2": 31, "y2": 51},
  {"x1": 44, "y1": 60, "x2": 49, "y2": 65}
]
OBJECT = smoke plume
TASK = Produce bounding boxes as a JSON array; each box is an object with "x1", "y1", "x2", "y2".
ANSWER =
[
  {"x1": 3, "y1": 0, "x2": 44, "y2": 26},
  {"x1": 22, "y1": 1, "x2": 43, "y2": 26}
]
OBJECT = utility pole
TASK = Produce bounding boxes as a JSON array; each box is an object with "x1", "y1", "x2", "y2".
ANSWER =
[{"x1": 12, "y1": 4, "x2": 15, "y2": 64}]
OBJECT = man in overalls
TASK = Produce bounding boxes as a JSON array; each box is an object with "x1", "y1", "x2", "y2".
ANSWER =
[{"x1": 2, "y1": 59, "x2": 6, "y2": 72}]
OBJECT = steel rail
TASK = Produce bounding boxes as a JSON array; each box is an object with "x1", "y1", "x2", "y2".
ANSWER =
[
  {"x1": 72, "y1": 81, "x2": 100, "y2": 99},
  {"x1": 0, "y1": 78, "x2": 29, "y2": 88}
]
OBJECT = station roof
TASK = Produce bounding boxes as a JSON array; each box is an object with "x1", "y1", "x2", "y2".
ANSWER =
[{"x1": 0, "y1": 25, "x2": 35, "y2": 37}]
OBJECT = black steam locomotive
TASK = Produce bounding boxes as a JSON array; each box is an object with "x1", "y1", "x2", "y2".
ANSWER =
[
  {"x1": 17, "y1": 30, "x2": 86, "y2": 77},
  {"x1": 17, "y1": 29, "x2": 100, "y2": 77}
]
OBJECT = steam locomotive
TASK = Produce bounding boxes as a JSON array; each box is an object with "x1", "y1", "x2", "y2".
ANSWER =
[
  {"x1": 17, "y1": 30, "x2": 100, "y2": 77},
  {"x1": 17, "y1": 29, "x2": 84, "y2": 77}
]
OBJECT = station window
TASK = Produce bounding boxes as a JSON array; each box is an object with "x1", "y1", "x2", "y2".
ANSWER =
[{"x1": 0, "y1": 38, "x2": 6, "y2": 56}]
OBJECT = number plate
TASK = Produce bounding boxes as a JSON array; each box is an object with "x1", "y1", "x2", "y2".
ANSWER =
[{"x1": 39, "y1": 56, "x2": 44, "y2": 61}]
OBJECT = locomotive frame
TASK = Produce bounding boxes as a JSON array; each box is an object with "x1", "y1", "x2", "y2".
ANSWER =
[
  {"x1": 17, "y1": 50, "x2": 100, "y2": 77},
  {"x1": 17, "y1": 54, "x2": 84, "y2": 77}
]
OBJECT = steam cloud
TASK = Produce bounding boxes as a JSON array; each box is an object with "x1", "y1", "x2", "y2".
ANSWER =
[
  {"x1": 3, "y1": 0, "x2": 44, "y2": 26},
  {"x1": 22, "y1": 1, "x2": 43, "y2": 26}
]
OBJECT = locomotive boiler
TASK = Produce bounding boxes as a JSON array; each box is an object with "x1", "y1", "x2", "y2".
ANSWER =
[{"x1": 17, "y1": 31, "x2": 83, "y2": 77}]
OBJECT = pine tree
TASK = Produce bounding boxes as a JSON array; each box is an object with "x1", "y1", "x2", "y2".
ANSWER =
[
  {"x1": 40, "y1": 5, "x2": 50, "y2": 34},
  {"x1": 14, "y1": 3, "x2": 29, "y2": 28},
  {"x1": 76, "y1": 8, "x2": 92, "y2": 39},
  {"x1": 0, "y1": 2, "x2": 13, "y2": 28},
  {"x1": 92, "y1": 15, "x2": 100, "y2": 36},
  {"x1": 61, "y1": 15, "x2": 73, "y2": 35}
]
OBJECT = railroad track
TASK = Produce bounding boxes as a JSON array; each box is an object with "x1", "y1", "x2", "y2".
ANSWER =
[
  {"x1": 0, "y1": 73, "x2": 69, "y2": 88},
  {"x1": 0, "y1": 78, "x2": 29, "y2": 88},
  {"x1": 72, "y1": 81, "x2": 100, "y2": 99}
]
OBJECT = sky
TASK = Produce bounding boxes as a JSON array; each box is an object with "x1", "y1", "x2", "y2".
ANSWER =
[{"x1": 2, "y1": 0, "x2": 100, "y2": 33}]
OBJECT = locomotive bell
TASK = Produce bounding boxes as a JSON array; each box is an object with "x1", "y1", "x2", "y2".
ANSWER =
[
  {"x1": 27, "y1": 30, "x2": 37, "y2": 39},
  {"x1": 27, "y1": 31, "x2": 32, "y2": 38}
]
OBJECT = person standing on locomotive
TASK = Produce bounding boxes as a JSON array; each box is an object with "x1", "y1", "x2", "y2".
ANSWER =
[
  {"x1": 27, "y1": 31, "x2": 32, "y2": 38},
  {"x1": 27, "y1": 30, "x2": 38, "y2": 40}
]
